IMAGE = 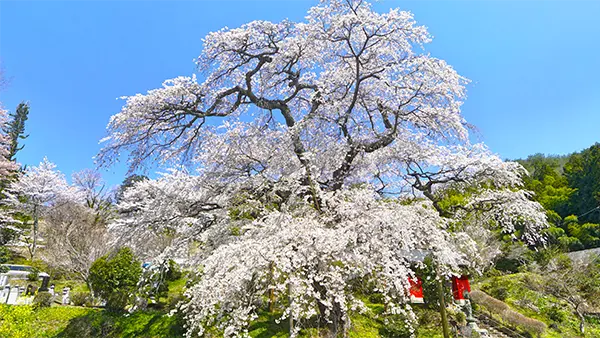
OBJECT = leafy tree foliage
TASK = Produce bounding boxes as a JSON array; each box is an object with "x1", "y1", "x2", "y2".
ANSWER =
[
  {"x1": 517, "y1": 145, "x2": 600, "y2": 251},
  {"x1": 3, "y1": 101, "x2": 29, "y2": 162},
  {"x1": 0, "y1": 101, "x2": 26, "y2": 245},
  {"x1": 518, "y1": 153, "x2": 573, "y2": 214},
  {"x1": 564, "y1": 143, "x2": 600, "y2": 224},
  {"x1": 0, "y1": 104, "x2": 21, "y2": 178},
  {"x1": 0, "y1": 246, "x2": 9, "y2": 273},
  {"x1": 89, "y1": 247, "x2": 143, "y2": 310}
]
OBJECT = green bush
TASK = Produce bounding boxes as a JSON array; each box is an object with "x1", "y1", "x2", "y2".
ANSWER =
[
  {"x1": 416, "y1": 256, "x2": 452, "y2": 310},
  {"x1": 368, "y1": 292, "x2": 385, "y2": 304},
  {"x1": 495, "y1": 257, "x2": 523, "y2": 273},
  {"x1": 27, "y1": 267, "x2": 40, "y2": 282},
  {"x1": 488, "y1": 286, "x2": 509, "y2": 301},
  {"x1": 60, "y1": 309, "x2": 186, "y2": 337},
  {"x1": 447, "y1": 307, "x2": 466, "y2": 326},
  {"x1": 165, "y1": 259, "x2": 183, "y2": 281},
  {"x1": 71, "y1": 292, "x2": 93, "y2": 307},
  {"x1": 379, "y1": 316, "x2": 413, "y2": 338},
  {"x1": 167, "y1": 292, "x2": 187, "y2": 311},
  {"x1": 544, "y1": 305, "x2": 566, "y2": 323},
  {"x1": 33, "y1": 291, "x2": 53, "y2": 309},
  {"x1": 0, "y1": 246, "x2": 10, "y2": 273},
  {"x1": 89, "y1": 247, "x2": 142, "y2": 310},
  {"x1": 416, "y1": 308, "x2": 441, "y2": 327}
]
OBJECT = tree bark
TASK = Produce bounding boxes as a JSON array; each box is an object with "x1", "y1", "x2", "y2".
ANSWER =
[
  {"x1": 268, "y1": 262, "x2": 275, "y2": 313},
  {"x1": 576, "y1": 305, "x2": 585, "y2": 334},
  {"x1": 289, "y1": 283, "x2": 295, "y2": 338},
  {"x1": 437, "y1": 273, "x2": 450, "y2": 338},
  {"x1": 313, "y1": 281, "x2": 347, "y2": 338},
  {"x1": 29, "y1": 205, "x2": 39, "y2": 260}
]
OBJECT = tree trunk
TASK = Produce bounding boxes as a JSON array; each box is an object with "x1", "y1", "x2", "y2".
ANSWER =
[
  {"x1": 576, "y1": 306, "x2": 585, "y2": 334},
  {"x1": 85, "y1": 277, "x2": 94, "y2": 298},
  {"x1": 436, "y1": 272, "x2": 450, "y2": 338},
  {"x1": 29, "y1": 207, "x2": 39, "y2": 260},
  {"x1": 313, "y1": 281, "x2": 346, "y2": 338},
  {"x1": 268, "y1": 262, "x2": 275, "y2": 313},
  {"x1": 288, "y1": 283, "x2": 295, "y2": 338},
  {"x1": 330, "y1": 301, "x2": 348, "y2": 338}
]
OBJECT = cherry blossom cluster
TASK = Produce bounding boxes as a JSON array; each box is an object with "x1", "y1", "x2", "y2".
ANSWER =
[{"x1": 100, "y1": 0, "x2": 549, "y2": 336}]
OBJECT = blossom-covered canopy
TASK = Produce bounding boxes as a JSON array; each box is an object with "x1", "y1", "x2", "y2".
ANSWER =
[{"x1": 100, "y1": 1, "x2": 548, "y2": 336}]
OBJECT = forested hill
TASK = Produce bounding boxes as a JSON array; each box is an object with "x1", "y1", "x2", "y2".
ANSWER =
[{"x1": 516, "y1": 142, "x2": 600, "y2": 251}]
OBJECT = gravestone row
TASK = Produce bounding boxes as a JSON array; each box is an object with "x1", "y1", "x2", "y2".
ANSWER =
[{"x1": 0, "y1": 285, "x2": 70, "y2": 305}]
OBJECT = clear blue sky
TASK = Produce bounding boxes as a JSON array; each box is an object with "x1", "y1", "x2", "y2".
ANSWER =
[{"x1": 1, "y1": 0, "x2": 599, "y2": 187}]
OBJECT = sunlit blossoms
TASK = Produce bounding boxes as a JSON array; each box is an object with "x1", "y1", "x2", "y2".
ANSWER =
[
  {"x1": 99, "y1": 0, "x2": 549, "y2": 336},
  {"x1": 6, "y1": 158, "x2": 82, "y2": 258}
]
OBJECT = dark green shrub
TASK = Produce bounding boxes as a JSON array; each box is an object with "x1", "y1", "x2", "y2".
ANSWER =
[
  {"x1": 71, "y1": 292, "x2": 93, "y2": 307},
  {"x1": 488, "y1": 286, "x2": 508, "y2": 301},
  {"x1": 89, "y1": 247, "x2": 142, "y2": 310},
  {"x1": 529, "y1": 247, "x2": 562, "y2": 268},
  {"x1": 165, "y1": 259, "x2": 183, "y2": 281},
  {"x1": 0, "y1": 247, "x2": 10, "y2": 273},
  {"x1": 417, "y1": 308, "x2": 441, "y2": 326},
  {"x1": 33, "y1": 291, "x2": 53, "y2": 309},
  {"x1": 495, "y1": 257, "x2": 522, "y2": 273},
  {"x1": 380, "y1": 316, "x2": 413, "y2": 338},
  {"x1": 545, "y1": 305, "x2": 566, "y2": 323},
  {"x1": 368, "y1": 292, "x2": 384, "y2": 304},
  {"x1": 447, "y1": 307, "x2": 466, "y2": 326}
]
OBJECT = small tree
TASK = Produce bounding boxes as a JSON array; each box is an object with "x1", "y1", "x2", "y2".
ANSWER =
[
  {"x1": 541, "y1": 255, "x2": 600, "y2": 334},
  {"x1": 89, "y1": 247, "x2": 143, "y2": 310},
  {"x1": 44, "y1": 169, "x2": 112, "y2": 291},
  {"x1": 6, "y1": 158, "x2": 79, "y2": 259},
  {"x1": 3, "y1": 101, "x2": 29, "y2": 162},
  {"x1": 44, "y1": 202, "x2": 110, "y2": 293}
]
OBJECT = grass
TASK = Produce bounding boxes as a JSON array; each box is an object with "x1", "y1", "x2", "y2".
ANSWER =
[
  {"x1": 245, "y1": 297, "x2": 441, "y2": 338},
  {"x1": 0, "y1": 304, "x2": 92, "y2": 338},
  {"x1": 475, "y1": 272, "x2": 600, "y2": 338},
  {"x1": 0, "y1": 304, "x2": 185, "y2": 338},
  {"x1": 55, "y1": 308, "x2": 185, "y2": 338},
  {"x1": 0, "y1": 298, "x2": 465, "y2": 337}
]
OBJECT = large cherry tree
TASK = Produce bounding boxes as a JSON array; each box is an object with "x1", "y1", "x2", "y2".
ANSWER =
[{"x1": 100, "y1": 1, "x2": 547, "y2": 336}]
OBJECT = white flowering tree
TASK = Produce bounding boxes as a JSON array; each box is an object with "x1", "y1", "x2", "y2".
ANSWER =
[
  {"x1": 44, "y1": 169, "x2": 113, "y2": 291},
  {"x1": 6, "y1": 158, "x2": 80, "y2": 259},
  {"x1": 100, "y1": 0, "x2": 548, "y2": 336}
]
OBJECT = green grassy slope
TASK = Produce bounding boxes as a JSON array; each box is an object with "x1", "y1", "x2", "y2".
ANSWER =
[
  {"x1": 475, "y1": 273, "x2": 600, "y2": 338},
  {"x1": 6, "y1": 272, "x2": 600, "y2": 337}
]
